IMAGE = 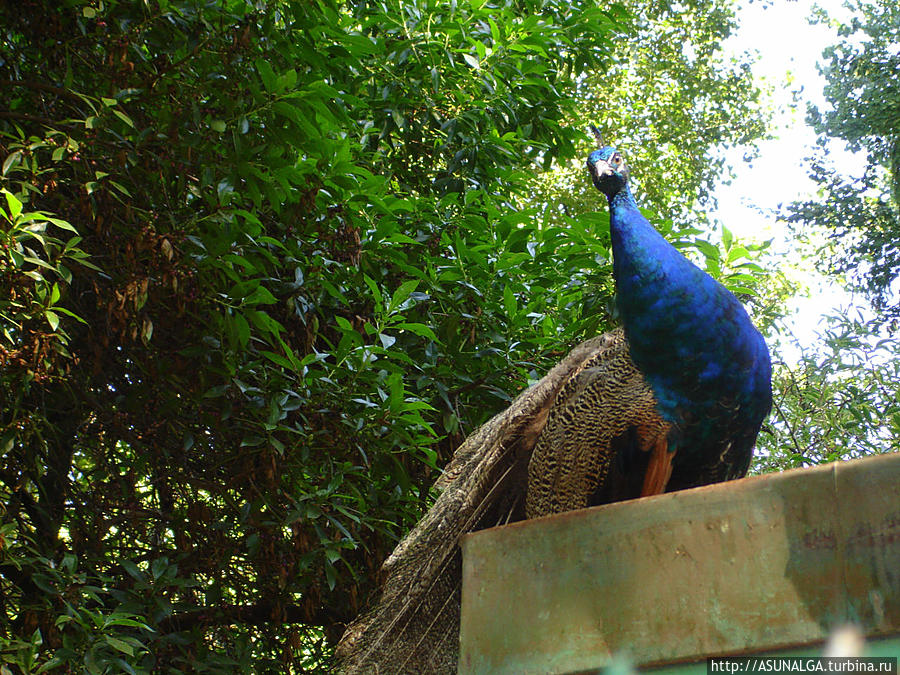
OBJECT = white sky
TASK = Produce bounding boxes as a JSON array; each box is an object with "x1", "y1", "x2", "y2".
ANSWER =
[{"x1": 712, "y1": 0, "x2": 860, "y2": 351}]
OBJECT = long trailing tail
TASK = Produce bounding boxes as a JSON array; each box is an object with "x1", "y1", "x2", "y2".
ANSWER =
[{"x1": 333, "y1": 333, "x2": 627, "y2": 674}]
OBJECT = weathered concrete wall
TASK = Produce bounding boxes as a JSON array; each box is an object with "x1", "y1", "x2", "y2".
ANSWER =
[{"x1": 460, "y1": 453, "x2": 900, "y2": 674}]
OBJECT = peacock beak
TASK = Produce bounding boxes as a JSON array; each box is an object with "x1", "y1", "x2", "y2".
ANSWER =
[{"x1": 588, "y1": 158, "x2": 614, "y2": 179}]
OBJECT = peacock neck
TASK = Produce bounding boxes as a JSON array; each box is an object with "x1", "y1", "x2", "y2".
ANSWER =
[
  {"x1": 604, "y1": 181, "x2": 771, "y2": 435},
  {"x1": 606, "y1": 184, "x2": 673, "y2": 283},
  {"x1": 608, "y1": 185, "x2": 640, "y2": 213}
]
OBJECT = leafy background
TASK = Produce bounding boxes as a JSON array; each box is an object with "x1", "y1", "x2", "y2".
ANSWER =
[{"x1": 1, "y1": 0, "x2": 897, "y2": 671}]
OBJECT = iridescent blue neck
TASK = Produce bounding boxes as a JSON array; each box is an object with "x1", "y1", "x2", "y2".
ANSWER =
[
  {"x1": 608, "y1": 185, "x2": 639, "y2": 211},
  {"x1": 605, "y1": 183, "x2": 771, "y2": 438}
]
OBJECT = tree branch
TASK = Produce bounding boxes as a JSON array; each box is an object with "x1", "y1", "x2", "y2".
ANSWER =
[
  {"x1": 4, "y1": 80, "x2": 87, "y2": 102},
  {"x1": 158, "y1": 602, "x2": 337, "y2": 634}
]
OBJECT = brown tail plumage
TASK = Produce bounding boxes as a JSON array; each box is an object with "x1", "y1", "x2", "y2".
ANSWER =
[
  {"x1": 526, "y1": 329, "x2": 671, "y2": 517},
  {"x1": 334, "y1": 330, "x2": 671, "y2": 673}
]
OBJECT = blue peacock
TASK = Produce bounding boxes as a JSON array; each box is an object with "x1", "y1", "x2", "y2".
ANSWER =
[
  {"x1": 336, "y1": 130, "x2": 774, "y2": 673},
  {"x1": 526, "y1": 129, "x2": 773, "y2": 516}
]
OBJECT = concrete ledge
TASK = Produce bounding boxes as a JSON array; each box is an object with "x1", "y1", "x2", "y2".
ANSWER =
[{"x1": 459, "y1": 453, "x2": 900, "y2": 674}]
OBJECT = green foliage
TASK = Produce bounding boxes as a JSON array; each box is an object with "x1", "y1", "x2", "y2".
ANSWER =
[
  {"x1": 772, "y1": 0, "x2": 900, "y2": 481},
  {"x1": 534, "y1": 0, "x2": 770, "y2": 226},
  {"x1": 0, "y1": 522, "x2": 154, "y2": 674},
  {"x1": 756, "y1": 311, "x2": 900, "y2": 473},
  {"x1": 0, "y1": 0, "x2": 770, "y2": 670},
  {"x1": 787, "y1": 0, "x2": 900, "y2": 315},
  {"x1": 0, "y1": 0, "x2": 624, "y2": 669},
  {"x1": 0, "y1": 184, "x2": 92, "y2": 371},
  {"x1": 525, "y1": 0, "x2": 774, "y2": 325}
]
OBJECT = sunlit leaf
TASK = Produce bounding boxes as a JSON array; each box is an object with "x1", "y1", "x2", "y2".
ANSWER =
[{"x1": 3, "y1": 190, "x2": 22, "y2": 220}]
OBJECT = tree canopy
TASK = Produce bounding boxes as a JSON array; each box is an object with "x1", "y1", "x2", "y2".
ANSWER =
[
  {"x1": 787, "y1": 0, "x2": 900, "y2": 315},
  {"x1": 758, "y1": 0, "x2": 900, "y2": 477},
  {"x1": 1, "y1": 0, "x2": 875, "y2": 672}
]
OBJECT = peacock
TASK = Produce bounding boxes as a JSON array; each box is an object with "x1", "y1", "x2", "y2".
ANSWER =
[
  {"x1": 526, "y1": 129, "x2": 772, "y2": 517},
  {"x1": 335, "y1": 131, "x2": 773, "y2": 674}
]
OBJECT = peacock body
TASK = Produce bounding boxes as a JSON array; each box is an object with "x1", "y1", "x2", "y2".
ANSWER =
[{"x1": 526, "y1": 140, "x2": 772, "y2": 517}]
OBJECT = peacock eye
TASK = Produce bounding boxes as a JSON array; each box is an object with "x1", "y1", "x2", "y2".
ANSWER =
[{"x1": 612, "y1": 154, "x2": 622, "y2": 165}]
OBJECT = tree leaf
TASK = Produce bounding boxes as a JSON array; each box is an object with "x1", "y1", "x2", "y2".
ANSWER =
[
  {"x1": 256, "y1": 59, "x2": 277, "y2": 93},
  {"x1": 112, "y1": 109, "x2": 134, "y2": 127},
  {"x1": 396, "y1": 322, "x2": 438, "y2": 341},
  {"x1": 3, "y1": 190, "x2": 22, "y2": 220},
  {"x1": 103, "y1": 635, "x2": 134, "y2": 656},
  {"x1": 388, "y1": 280, "x2": 419, "y2": 314},
  {"x1": 2, "y1": 150, "x2": 22, "y2": 176}
]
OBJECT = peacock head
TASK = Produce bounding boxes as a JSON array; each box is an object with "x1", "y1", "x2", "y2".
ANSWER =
[{"x1": 586, "y1": 146, "x2": 630, "y2": 199}]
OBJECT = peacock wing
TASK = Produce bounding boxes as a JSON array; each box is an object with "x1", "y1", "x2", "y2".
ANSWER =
[{"x1": 526, "y1": 329, "x2": 671, "y2": 518}]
